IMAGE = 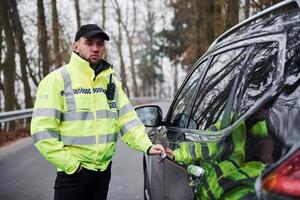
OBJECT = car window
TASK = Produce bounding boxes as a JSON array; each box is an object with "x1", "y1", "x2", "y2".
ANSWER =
[
  {"x1": 190, "y1": 46, "x2": 251, "y2": 130},
  {"x1": 169, "y1": 60, "x2": 209, "y2": 128},
  {"x1": 236, "y1": 42, "x2": 280, "y2": 115}
]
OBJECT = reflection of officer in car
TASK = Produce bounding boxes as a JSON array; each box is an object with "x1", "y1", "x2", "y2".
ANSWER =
[
  {"x1": 245, "y1": 106, "x2": 274, "y2": 164},
  {"x1": 166, "y1": 105, "x2": 273, "y2": 200}
]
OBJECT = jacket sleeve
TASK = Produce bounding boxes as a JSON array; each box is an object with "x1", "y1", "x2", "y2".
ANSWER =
[
  {"x1": 30, "y1": 72, "x2": 80, "y2": 174},
  {"x1": 114, "y1": 78, "x2": 153, "y2": 153}
]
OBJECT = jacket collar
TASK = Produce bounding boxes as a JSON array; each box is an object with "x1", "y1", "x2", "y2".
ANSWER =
[{"x1": 68, "y1": 52, "x2": 114, "y2": 80}]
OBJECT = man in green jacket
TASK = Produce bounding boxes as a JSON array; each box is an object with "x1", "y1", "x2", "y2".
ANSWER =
[
  {"x1": 31, "y1": 24, "x2": 165, "y2": 200},
  {"x1": 166, "y1": 108, "x2": 273, "y2": 200}
]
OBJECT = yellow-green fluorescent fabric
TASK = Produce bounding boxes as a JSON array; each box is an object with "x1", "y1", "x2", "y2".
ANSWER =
[
  {"x1": 31, "y1": 53, "x2": 153, "y2": 174},
  {"x1": 173, "y1": 120, "x2": 268, "y2": 200}
]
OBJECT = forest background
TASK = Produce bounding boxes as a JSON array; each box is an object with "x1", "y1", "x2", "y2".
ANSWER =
[{"x1": 0, "y1": 0, "x2": 283, "y2": 112}]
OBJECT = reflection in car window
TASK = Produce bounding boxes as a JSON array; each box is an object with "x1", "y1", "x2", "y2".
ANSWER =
[
  {"x1": 169, "y1": 60, "x2": 208, "y2": 128},
  {"x1": 190, "y1": 47, "x2": 250, "y2": 130},
  {"x1": 237, "y1": 42, "x2": 279, "y2": 115}
]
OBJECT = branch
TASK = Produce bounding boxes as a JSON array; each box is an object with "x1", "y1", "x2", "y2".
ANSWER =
[{"x1": 251, "y1": 0, "x2": 263, "y2": 11}]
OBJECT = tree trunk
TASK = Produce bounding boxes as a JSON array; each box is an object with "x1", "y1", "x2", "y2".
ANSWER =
[
  {"x1": 153, "y1": 78, "x2": 156, "y2": 97},
  {"x1": 7, "y1": 0, "x2": 33, "y2": 108},
  {"x1": 214, "y1": 0, "x2": 226, "y2": 38},
  {"x1": 127, "y1": 36, "x2": 138, "y2": 97},
  {"x1": 226, "y1": 0, "x2": 239, "y2": 29},
  {"x1": 0, "y1": 0, "x2": 16, "y2": 112},
  {"x1": 113, "y1": 0, "x2": 129, "y2": 96},
  {"x1": 207, "y1": 0, "x2": 215, "y2": 44},
  {"x1": 101, "y1": 0, "x2": 106, "y2": 29},
  {"x1": 192, "y1": 0, "x2": 207, "y2": 58},
  {"x1": 0, "y1": 18, "x2": 2, "y2": 71},
  {"x1": 74, "y1": 0, "x2": 81, "y2": 30},
  {"x1": 245, "y1": 0, "x2": 250, "y2": 18},
  {"x1": 51, "y1": 0, "x2": 62, "y2": 67},
  {"x1": 37, "y1": 0, "x2": 49, "y2": 77},
  {"x1": 0, "y1": 15, "x2": 3, "y2": 112},
  {"x1": 173, "y1": 63, "x2": 178, "y2": 97},
  {"x1": 121, "y1": 0, "x2": 139, "y2": 97}
]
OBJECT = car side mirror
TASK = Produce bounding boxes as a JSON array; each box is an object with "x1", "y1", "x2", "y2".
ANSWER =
[{"x1": 135, "y1": 105, "x2": 163, "y2": 127}]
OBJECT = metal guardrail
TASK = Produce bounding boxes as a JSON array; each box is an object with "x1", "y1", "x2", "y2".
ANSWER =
[
  {"x1": 0, "y1": 108, "x2": 33, "y2": 123},
  {"x1": 0, "y1": 97, "x2": 170, "y2": 124}
]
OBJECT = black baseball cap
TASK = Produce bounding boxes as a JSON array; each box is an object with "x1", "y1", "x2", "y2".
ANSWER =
[{"x1": 74, "y1": 24, "x2": 109, "y2": 42}]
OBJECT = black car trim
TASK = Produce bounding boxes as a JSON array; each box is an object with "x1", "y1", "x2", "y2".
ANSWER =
[
  {"x1": 211, "y1": 20, "x2": 300, "y2": 53},
  {"x1": 208, "y1": 34, "x2": 283, "y2": 57},
  {"x1": 185, "y1": 57, "x2": 214, "y2": 129}
]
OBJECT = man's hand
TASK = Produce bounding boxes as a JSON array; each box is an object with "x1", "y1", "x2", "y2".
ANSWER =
[
  {"x1": 148, "y1": 144, "x2": 165, "y2": 155},
  {"x1": 166, "y1": 148, "x2": 174, "y2": 160}
]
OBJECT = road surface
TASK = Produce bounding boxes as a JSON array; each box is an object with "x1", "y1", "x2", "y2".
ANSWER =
[{"x1": 0, "y1": 100, "x2": 171, "y2": 200}]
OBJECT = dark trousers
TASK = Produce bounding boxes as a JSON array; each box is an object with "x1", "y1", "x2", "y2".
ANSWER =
[{"x1": 54, "y1": 163, "x2": 111, "y2": 200}]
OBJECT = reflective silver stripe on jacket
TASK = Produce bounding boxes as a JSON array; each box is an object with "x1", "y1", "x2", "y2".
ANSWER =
[
  {"x1": 99, "y1": 134, "x2": 118, "y2": 143},
  {"x1": 61, "y1": 111, "x2": 94, "y2": 121},
  {"x1": 59, "y1": 66, "x2": 76, "y2": 111},
  {"x1": 189, "y1": 143, "x2": 196, "y2": 160},
  {"x1": 33, "y1": 131, "x2": 118, "y2": 145},
  {"x1": 60, "y1": 134, "x2": 118, "y2": 145},
  {"x1": 96, "y1": 110, "x2": 115, "y2": 119},
  {"x1": 119, "y1": 119, "x2": 143, "y2": 136},
  {"x1": 60, "y1": 135, "x2": 96, "y2": 145},
  {"x1": 32, "y1": 131, "x2": 60, "y2": 144},
  {"x1": 118, "y1": 104, "x2": 133, "y2": 118},
  {"x1": 32, "y1": 108, "x2": 61, "y2": 120},
  {"x1": 33, "y1": 108, "x2": 118, "y2": 121}
]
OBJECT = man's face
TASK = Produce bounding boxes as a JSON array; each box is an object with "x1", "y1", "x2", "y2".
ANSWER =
[{"x1": 73, "y1": 35, "x2": 105, "y2": 65}]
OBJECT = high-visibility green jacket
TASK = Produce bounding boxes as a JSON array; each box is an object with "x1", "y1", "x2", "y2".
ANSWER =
[
  {"x1": 173, "y1": 120, "x2": 268, "y2": 200},
  {"x1": 31, "y1": 53, "x2": 153, "y2": 174}
]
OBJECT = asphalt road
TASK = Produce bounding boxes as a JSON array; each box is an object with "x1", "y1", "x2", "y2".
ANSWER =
[
  {"x1": 0, "y1": 100, "x2": 171, "y2": 200},
  {"x1": 0, "y1": 138, "x2": 144, "y2": 200}
]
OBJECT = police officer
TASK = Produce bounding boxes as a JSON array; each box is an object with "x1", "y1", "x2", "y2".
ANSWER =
[
  {"x1": 31, "y1": 24, "x2": 165, "y2": 200},
  {"x1": 166, "y1": 112, "x2": 271, "y2": 199}
]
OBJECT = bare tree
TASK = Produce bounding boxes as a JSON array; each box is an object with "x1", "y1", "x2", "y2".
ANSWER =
[
  {"x1": 121, "y1": 0, "x2": 139, "y2": 97},
  {"x1": 0, "y1": 15, "x2": 3, "y2": 111},
  {"x1": 51, "y1": 0, "x2": 62, "y2": 67},
  {"x1": 144, "y1": 0, "x2": 157, "y2": 96},
  {"x1": 112, "y1": 0, "x2": 129, "y2": 95},
  {"x1": 75, "y1": 0, "x2": 81, "y2": 30},
  {"x1": 214, "y1": 0, "x2": 226, "y2": 38},
  {"x1": 226, "y1": 0, "x2": 239, "y2": 29},
  {"x1": 101, "y1": 0, "x2": 106, "y2": 29},
  {"x1": 245, "y1": 0, "x2": 251, "y2": 18},
  {"x1": 207, "y1": 0, "x2": 215, "y2": 44},
  {"x1": 37, "y1": 0, "x2": 49, "y2": 77},
  {"x1": 7, "y1": 0, "x2": 33, "y2": 108},
  {"x1": 192, "y1": 0, "x2": 208, "y2": 58},
  {"x1": 0, "y1": 0, "x2": 16, "y2": 111}
]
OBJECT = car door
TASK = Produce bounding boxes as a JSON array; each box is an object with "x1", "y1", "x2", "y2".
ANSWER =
[{"x1": 146, "y1": 59, "x2": 210, "y2": 200}]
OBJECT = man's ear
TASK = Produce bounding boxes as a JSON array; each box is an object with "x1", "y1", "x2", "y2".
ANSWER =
[{"x1": 73, "y1": 42, "x2": 79, "y2": 53}]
